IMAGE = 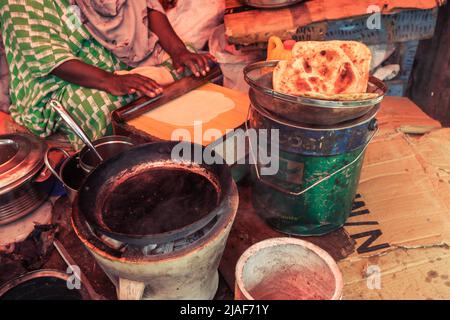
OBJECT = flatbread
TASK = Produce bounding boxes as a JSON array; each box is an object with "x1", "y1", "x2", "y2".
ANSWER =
[
  {"x1": 273, "y1": 41, "x2": 372, "y2": 100},
  {"x1": 301, "y1": 92, "x2": 379, "y2": 101},
  {"x1": 329, "y1": 41, "x2": 371, "y2": 91},
  {"x1": 142, "y1": 89, "x2": 235, "y2": 127}
]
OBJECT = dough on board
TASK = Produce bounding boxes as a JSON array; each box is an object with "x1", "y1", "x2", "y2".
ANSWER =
[{"x1": 142, "y1": 89, "x2": 236, "y2": 127}]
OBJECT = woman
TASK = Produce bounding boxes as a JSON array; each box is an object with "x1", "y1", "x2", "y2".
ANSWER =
[{"x1": 0, "y1": 0, "x2": 214, "y2": 148}]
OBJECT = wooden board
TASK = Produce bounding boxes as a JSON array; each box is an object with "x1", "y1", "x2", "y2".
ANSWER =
[
  {"x1": 224, "y1": 0, "x2": 440, "y2": 45},
  {"x1": 126, "y1": 83, "x2": 250, "y2": 146}
]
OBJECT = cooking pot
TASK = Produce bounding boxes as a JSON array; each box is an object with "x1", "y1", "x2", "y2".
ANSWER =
[
  {"x1": 73, "y1": 141, "x2": 239, "y2": 299},
  {"x1": 0, "y1": 134, "x2": 52, "y2": 225},
  {"x1": 0, "y1": 270, "x2": 90, "y2": 300},
  {"x1": 44, "y1": 147, "x2": 87, "y2": 203},
  {"x1": 79, "y1": 135, "x2": 135, "y2": 174}
]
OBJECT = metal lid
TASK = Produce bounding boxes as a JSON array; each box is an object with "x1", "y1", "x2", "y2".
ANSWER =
[{"x1": 0, "y1": 134, "x2": 46, "y2": 194}]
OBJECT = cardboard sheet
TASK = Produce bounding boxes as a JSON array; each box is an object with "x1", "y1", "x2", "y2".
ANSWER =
[
  {"x1": 340, "y1": 245, "x2": 450, "y2": 299},
  {"x1": 340, "y1": 123, "x2": 450, "y2": 299}
]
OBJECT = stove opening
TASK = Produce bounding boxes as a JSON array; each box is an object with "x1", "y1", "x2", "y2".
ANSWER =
[{"x1": 101, "y1": 167, "x2": 220, "y2": 235}]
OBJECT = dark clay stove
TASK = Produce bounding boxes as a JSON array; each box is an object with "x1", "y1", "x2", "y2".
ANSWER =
[
  {"x1": 71, "y1": 142, "x2": 239, "y2": 299},
  {"x1": 77, "y1": 163, "x2": 223, "y2": 255}
]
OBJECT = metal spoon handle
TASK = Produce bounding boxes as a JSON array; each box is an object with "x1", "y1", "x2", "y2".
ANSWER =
[{"x1": 49, "y1": 99, "x2": 103, "y2": 162}]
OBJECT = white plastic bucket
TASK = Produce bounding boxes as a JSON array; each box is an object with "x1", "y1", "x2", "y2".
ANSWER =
[{"x1": 235, "y1": 237, "x2": 343, "y2": 300}]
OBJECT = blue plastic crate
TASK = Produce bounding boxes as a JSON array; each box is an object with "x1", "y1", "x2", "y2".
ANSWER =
[
  {"x1": 292, "y1": 8, "x2": 438, "y2": 44},
  {"x1": 385, "y1": 80, "x2": 407, "y2": 96}
]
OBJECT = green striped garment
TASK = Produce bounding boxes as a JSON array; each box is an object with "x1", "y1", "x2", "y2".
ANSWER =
[{"x1": 0, "y1": 0, "x2": 136, "y2": 149}]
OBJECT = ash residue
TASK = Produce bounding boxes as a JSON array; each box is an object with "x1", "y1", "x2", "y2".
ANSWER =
[{"x1": 101, "y1": 168, "x2": 220, "y2": 235}]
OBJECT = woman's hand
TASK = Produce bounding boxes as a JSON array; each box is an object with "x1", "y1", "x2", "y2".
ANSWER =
[
  {"x1": 147, "y1": 10, "x2": 216, "y2": 77},
  {"x1": 51, "y1": 60, "x2": 163, "y2": 98},
  {"x1": 171, "y1": 50, "x2": 216, "y2": 77},
  {"x1": 104, "y1": 73, "x2": 163, "y2": 98}
]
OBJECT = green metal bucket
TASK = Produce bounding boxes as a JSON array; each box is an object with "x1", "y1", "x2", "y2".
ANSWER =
[{"x1": 248, "y1": 100, "x2": 379, "y2": 236}]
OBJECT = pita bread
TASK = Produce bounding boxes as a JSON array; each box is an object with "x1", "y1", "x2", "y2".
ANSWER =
[
  {"x1": 330, "y1": 41, "x2": 371, "y2": 91},
  {"x1": 273, "y1": 41, "x2": 372, "y2": 100},
  {"x1": 300, "y1": 92, "x2": 379, "y2": 101}
]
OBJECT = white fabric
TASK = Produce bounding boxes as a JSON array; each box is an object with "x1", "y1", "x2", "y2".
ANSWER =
[
  {"x1": 209, "y1": 24, "x2": 264, "y2": 92},
  {"x1": 166, "y1": 0, "x2": 224, "y2": 50},
  {"x1": 73, "y1": 0, "x2": 166, "y2": 67}
]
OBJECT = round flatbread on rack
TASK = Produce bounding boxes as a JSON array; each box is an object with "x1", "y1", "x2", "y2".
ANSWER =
[
  {"x1": 328, "y1": 41, "x2": 371, "y2": 92},
  {"x1": 300, "y1": 91, "x2": 379, "y2": 101},
  {"x1": 273, "y1": 41, "x2": 372, "y2": 99}
]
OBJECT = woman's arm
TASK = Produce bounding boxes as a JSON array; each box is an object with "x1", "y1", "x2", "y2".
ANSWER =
[
  {"x1": 147, "y1": 9, "x2": 215, "y2": 77},
  {"x1": 50, "y1": 59, "x2": 163, "y2": 97}
]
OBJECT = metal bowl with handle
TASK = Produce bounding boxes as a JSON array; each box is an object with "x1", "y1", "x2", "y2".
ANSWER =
[
  {"x1": 44, "y1": 147, "x2": 86, "y2": 203},
  {"x1": 79, "y1": 135, "x2": 135, "y2": 173},
  {"x1": 49, "y1": 100, "x2": 135, "y2": 173},
  {"x1": 244, "y1": 60, "x2": 387, "y2": 126}
]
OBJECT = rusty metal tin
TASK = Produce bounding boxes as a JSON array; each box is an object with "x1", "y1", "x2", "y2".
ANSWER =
[{"x1": 44, "y1": 147, "x2": 87, "y2": 204}]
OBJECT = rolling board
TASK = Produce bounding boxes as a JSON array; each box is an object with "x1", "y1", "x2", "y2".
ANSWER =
[
  {"x1": 112, "y1": 66, "x2": 250, "y2": 175},
  {"x1": 125, "y1": 83, "x2": 249, "y2": 146}
]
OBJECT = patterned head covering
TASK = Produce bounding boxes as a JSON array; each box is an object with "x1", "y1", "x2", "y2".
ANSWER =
[{"x1": 72, "y1": 0, "x2": 165, "y2": 67}]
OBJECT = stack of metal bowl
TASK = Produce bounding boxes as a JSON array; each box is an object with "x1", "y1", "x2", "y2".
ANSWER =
[{"x1": 244, "y1": 60, "x2": 387, "y2": 126}]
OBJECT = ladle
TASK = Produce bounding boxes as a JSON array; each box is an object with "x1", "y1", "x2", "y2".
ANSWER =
[{"x1": 49, "y1": 100, "x2": 103, "y2": 162}]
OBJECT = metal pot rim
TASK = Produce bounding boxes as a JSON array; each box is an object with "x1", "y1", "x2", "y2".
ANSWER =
[
  {"x1": 0, "y1": 133, "x2": 47, "y2": 194},
  {"x1": 250, "y1": 95, "x2": 380, "y2": 131},
  {"x1": 79, "y1": 135, "x2": 135, "y2": 173},
  {"x1": 0, "y1": 269, "x2": 90, "y2": 300}
]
